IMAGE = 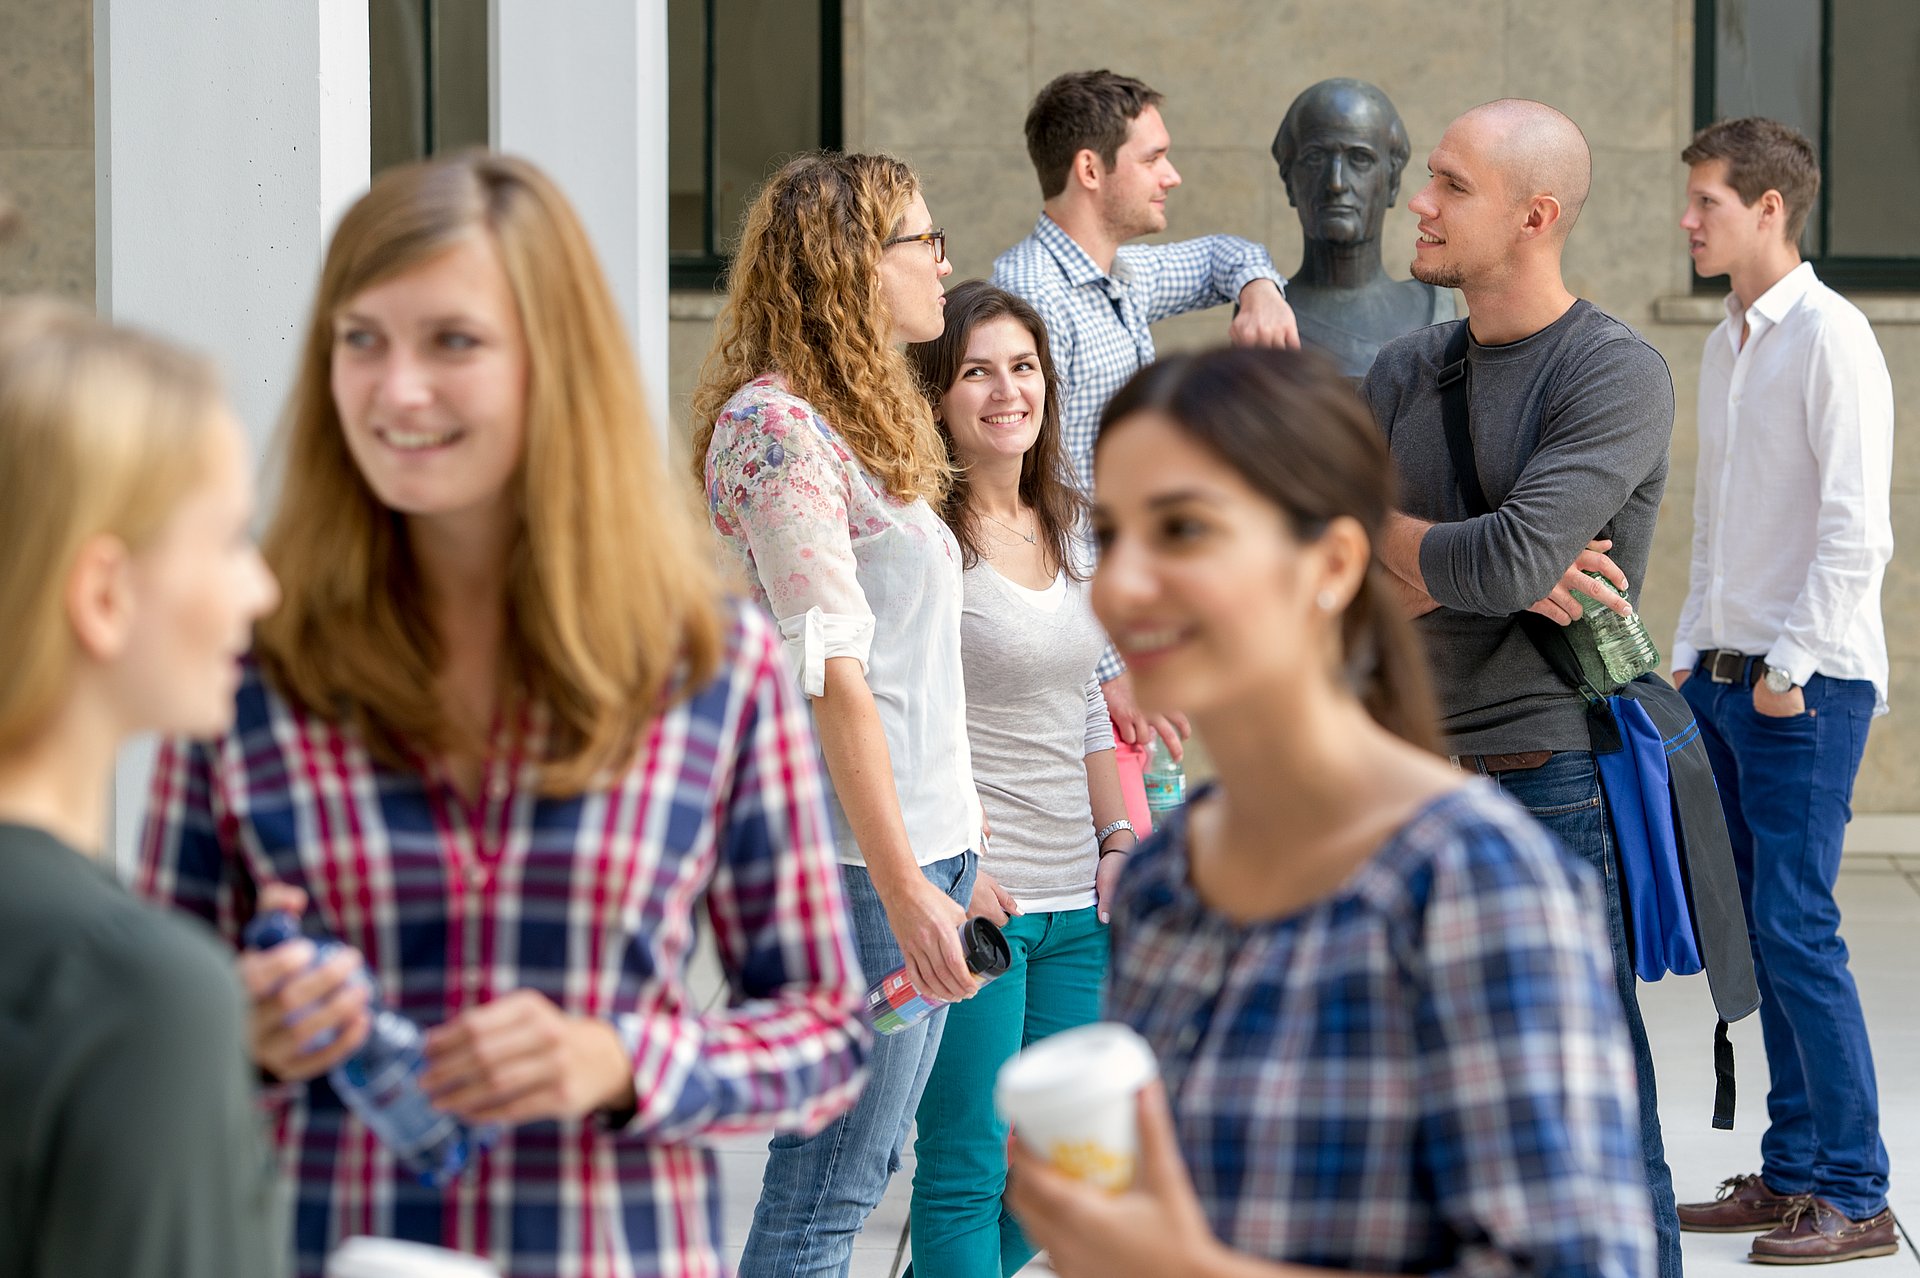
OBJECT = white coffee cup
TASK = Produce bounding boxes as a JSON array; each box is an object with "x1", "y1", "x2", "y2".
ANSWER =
[
  {"x1": 994, "y1": 1021, "x2": 1159, "y2": 1191},
  {"x1": 326, "y1": 1237, "x2": 502, "y2": 1278}
]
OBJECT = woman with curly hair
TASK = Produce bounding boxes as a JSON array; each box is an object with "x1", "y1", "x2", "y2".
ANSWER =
[{"x1": 691, "y1": 152, "x2": 977, "y2": 1277}]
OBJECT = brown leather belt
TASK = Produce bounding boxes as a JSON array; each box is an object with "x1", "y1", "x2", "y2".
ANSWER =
[
  {"x1": 1449, "y1": 749, "x2": 1554, "y2": 775},
  {"x1": 1699, "y1": 649, "x2": 1771, "y2": 686}
]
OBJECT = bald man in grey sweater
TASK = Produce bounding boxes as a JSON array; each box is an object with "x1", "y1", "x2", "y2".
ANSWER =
[{"x1": 1361, "y1": 100, "x2": 1681, "y2": 1278}]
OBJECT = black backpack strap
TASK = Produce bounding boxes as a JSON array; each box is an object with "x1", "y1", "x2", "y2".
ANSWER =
[
  {"x1": 1432, "y1": 321, "x2": 1620, "y2": 741},
  {"x1": 1713, "y1": 1018, "x2": 1737, "y2": 1129},
  {"x1": 1435, "y1": 321, "x2": 1490, "y2": 517}
]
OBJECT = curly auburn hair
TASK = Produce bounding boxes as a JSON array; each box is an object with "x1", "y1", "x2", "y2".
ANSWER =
[{"x1": 690, "y1": 152, "x2": 950, "y2": 505}]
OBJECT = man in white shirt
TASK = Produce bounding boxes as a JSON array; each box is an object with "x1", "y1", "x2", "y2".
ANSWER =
[{"x1": 1670, "y1": 117, "x2": 1896, "y2": 1265}]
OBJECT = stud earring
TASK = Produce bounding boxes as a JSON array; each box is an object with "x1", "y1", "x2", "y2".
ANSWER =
[{"x1": 1316, "y1": 590, "x2": 1339, "y2": 611}]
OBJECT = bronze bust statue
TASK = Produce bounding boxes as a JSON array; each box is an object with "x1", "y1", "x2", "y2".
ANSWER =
[{"x1": 1273, "y1": 78, "x2": 1454, "y2": 377}]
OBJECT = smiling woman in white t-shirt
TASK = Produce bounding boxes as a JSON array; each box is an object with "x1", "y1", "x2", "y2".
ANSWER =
[{"x1": 902, "y1": 280, "x2": 1137, "y2": 1278}]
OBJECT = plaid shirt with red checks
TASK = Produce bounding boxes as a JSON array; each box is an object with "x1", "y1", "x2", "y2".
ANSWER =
[{"x1": 136, "y1": 601, "x2": 870, "y2": 1278}]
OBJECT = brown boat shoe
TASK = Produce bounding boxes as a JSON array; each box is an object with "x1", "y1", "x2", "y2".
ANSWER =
[
  {"x1": 1677, "y1": 1174, "x2": 1803, "y2": 1233},
  {"x1": 1749, "y1": 1196, "x2": 1900, "y2": 1265}
]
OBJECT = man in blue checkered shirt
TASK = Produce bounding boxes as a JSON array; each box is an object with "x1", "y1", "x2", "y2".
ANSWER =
[{"x1": 993, "y1": 69, "x2": 1299, "y2": 810}]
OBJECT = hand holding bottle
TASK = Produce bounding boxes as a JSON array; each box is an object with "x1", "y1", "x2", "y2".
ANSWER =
[
  {"x1": 239, "y1": 883, "x2": 370, "y2": 1081},
  {"x1": 1528, "y1": 539, "x2": 1633, "y2": 626}
]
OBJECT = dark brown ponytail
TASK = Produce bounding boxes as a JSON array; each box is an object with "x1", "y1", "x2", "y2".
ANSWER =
[{"x1": 1097, "y1": 347, "x2": 1441, "y2": 753}]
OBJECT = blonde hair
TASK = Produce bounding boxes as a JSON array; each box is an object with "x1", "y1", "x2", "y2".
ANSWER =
[
  {"x1": 690, "y1": 152, "x2": 950, "y2": 504},
  {"x1": 0, "y1": 298, "x2": 225, "y2": 754},
  {"x1": 258, "y1": 151, "x2": 722, "y2": 793}
]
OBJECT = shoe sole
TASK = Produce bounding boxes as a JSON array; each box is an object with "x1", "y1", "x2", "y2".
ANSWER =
[
  {"x1": 1679, "y1": 1222, "x2": 1788, "y2": 1234},
  {"x1": 1748, "y1": 1244, "x2": 1901, "y2": 1265}
]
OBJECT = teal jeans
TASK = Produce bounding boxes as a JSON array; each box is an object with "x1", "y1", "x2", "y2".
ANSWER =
[{"x1": 905, "y1": 905, "x2": 1109, "y2": 1278}]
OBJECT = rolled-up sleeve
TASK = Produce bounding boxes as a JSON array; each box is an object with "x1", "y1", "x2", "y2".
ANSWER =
[{"x1": 707, "y1": 394, "x2": 877, "y2": 696}]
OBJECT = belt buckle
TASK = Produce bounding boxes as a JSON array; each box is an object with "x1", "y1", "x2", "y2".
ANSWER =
[{"x1": 1708, "y1": 651, "x2": 1744, "y2": 684}]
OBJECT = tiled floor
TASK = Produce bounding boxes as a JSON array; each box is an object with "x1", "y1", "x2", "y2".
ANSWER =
[{"x1": 704, "y1": 856, "x2": 1920, "y2": 1277}]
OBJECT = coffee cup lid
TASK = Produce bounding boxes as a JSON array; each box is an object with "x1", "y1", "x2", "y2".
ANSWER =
[
  {"x1": 995, "y1": 1021, "x2": 1158, "y2": 1112},
  {"x1": 325, "y1": 1237, "x2": 501, "y2": 1278}
]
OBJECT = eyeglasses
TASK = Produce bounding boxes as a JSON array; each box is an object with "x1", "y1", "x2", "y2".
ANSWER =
[{"x1": 882, "y1": 228, "x2": 946, "y2": 264}]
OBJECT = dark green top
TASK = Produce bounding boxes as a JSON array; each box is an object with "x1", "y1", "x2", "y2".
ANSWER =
[{"x1": 0, "y1": 823, "x2": 283, "y2": 1278}]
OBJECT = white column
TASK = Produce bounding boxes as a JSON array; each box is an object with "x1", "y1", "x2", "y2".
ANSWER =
[
  {"x1": 491, "y1": 0, "x2": 671, "y2": 430},
  {"x1": 95, "y1": 0, "x2": 371, "y2": 871}
]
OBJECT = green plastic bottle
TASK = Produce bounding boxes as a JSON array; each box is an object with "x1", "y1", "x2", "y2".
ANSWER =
[{"x1": 1572, "y1": 571, "x2": 1661, "y2": 686}]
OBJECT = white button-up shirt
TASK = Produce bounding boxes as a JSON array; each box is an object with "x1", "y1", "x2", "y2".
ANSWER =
[{"x1": 1672, "y1": 262, "x2": 1894, "y2": 714}]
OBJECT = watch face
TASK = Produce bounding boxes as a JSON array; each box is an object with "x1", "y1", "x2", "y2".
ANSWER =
[{"x1": 1765, "y1": 669, "x2": 1793, "y2": 693}]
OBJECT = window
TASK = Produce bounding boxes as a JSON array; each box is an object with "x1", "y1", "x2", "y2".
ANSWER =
[
  {"x1": 669, "y1": 0, "x2": 842, "y2": 290},
  {"x1": 1695, "y1": 0, "x2": 1920, "y2": 289},
  {"x1": 369, "y1": 0, "x2": 490, "y2": 174}
]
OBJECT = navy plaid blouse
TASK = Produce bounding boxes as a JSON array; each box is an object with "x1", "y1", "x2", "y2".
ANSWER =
[
  {"x1": 137, "y1": 601, "x2": 868, "y2": 1278},
  {"x1": 1106, "y1": 782, "x2": 1654, "y2": 1278}
]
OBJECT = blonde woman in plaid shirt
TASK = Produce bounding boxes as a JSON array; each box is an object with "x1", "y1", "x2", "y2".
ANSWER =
[{"x1": 137, "y1": 153, "x2": 869, "y2": 1278}]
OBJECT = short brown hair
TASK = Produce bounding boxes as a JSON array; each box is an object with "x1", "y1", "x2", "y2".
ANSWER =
[
  {"x1": 1024, "y1": 70, "x2": 1163, "y2": 199},
  {"x1": 1682, "y1": 117, "x2": 1820, "y2": 244}
]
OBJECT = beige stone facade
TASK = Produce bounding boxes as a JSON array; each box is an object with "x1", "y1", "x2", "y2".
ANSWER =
[
  {"x1": 8, "y1": 0, "x2": 1914, "y2": 813},
  {"x1": 670, "y1": 0, "x2": 1920, "y2": 816},
  {"x1": 0, "y1": 0, "x2": 92, "y2": 299}
]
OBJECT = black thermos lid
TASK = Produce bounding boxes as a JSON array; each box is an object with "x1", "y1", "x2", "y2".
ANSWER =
[{"x1": 960, "y1": 917, "x2": 1012, "y2": 979}]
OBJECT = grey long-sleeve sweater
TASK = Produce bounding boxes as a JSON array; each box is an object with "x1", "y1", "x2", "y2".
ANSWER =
[{"x1": 1364, "y1": 302, "x2": 1674, "y2": 754}]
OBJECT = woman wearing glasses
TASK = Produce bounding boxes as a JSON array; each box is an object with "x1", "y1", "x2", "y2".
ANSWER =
[{"x1": 692, "y1": 152, "x2": 979, "y2": 1277}]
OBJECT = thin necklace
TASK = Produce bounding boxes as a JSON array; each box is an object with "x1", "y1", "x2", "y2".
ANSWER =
[{"x1": 980, "y1": 507, "x2": 1036, "y2": 545}]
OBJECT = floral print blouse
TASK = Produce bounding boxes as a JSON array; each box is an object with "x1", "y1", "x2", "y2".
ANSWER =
[{"x1": 704, "y1": 375, "x2": 980, "y2": 868}]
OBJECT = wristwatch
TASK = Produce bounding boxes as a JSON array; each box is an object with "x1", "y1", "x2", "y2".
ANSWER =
[{"x1": 1763, "y1": 666, "x2": 1795, "y2": 695}]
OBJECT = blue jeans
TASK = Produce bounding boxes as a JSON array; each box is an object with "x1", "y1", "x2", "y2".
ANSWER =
[
  {"x1": 740, "y1": 850, "x2": 978, "y2": 1278},
  {"x1": 905, "y1": 905, "x2": 1110, "y2": 1278},
  {"x1": 1681, "y1": 671, "x2": 1887, "y2": 1219},
  {"x1": 1484, "y1": 751, "x2": 1681, "y2": 1278}
]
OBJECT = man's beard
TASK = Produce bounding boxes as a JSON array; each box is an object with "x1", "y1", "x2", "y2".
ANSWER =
[{"x1": 1411, "y1": 258, "x2": 1465, "y2": 289}]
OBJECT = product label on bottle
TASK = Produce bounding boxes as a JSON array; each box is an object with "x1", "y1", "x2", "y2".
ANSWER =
[
  {"x1": 867, "y1": 969, "x2": 939, "y2": 1036},
  {"x1": 1144, "y1": 775, "x2": 1185, "y2": 814}
]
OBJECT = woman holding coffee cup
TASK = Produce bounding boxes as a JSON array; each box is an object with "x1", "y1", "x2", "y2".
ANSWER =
[
  {"x1": 136, "y1": 153, "x2": 869, "y2": 1278},
  {"x1": 1006, "y1": 349, "x2": 1654, "y2": 1278}
]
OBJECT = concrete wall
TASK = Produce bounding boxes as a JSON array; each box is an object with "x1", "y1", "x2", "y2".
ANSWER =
[
  {"x1": 665, "y1": 0, "x2": 1920, "y2": 817},
  {"x1": 0, "y1": 0, "x2": 92, "y2": 299}
]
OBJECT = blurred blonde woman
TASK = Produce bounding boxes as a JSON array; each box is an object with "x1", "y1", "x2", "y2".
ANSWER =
[
  {"x1": 692, "y1": 152, "x2": 978, "y2": 1278},
  {"x1": 0, "y1": 299, "x2": 281, "y2": 1278},
  {"x1": 136, "y1": 153, "x2": 868, "y2": 1278}
]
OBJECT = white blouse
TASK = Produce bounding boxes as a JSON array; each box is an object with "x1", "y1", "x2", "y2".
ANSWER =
[{"x1": 704, "y1": 375, "x2": 981, "y2": 867}]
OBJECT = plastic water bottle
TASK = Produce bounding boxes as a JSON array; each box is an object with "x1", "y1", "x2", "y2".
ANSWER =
[
  {"x1": 1571, "y1": 571, "x2": 1661, "y2": 686},
  {"x1": 1143, "y1": 736, "x2": 1186, "y2": 819},
  {"x1": 866, "y1": 918, "x2": 1011, "y2": 1035},
  {"x1": 244, "y1": 911, "x2": 498, "y2": 1186}
]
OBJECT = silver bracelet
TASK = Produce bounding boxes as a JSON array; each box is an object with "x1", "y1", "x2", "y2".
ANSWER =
[{"x1": 1095, "y1": 819, "x2": 1134, "y2": 849}]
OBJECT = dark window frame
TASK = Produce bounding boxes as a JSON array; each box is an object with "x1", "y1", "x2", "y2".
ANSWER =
[
  {"x1": 669, "y1": 0, "x2": 843, "y2": 292},
  {"x1": 1693, "y1": 0, "x2": 1920, "y2": 292}
]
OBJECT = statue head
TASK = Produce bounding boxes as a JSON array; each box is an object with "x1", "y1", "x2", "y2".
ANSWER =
[{"x1": 1272, "y1": 79, "x2": 1410, "y2": 249}]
